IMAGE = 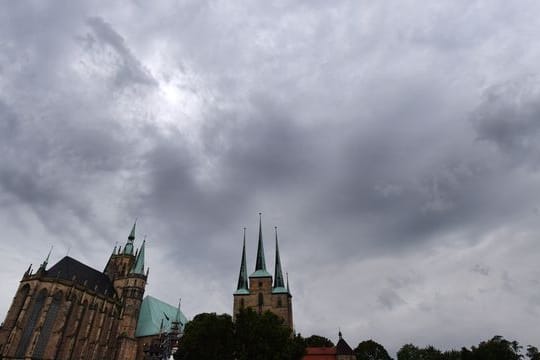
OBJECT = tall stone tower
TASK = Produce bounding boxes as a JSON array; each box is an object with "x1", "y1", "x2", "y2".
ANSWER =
[
  {"x1": 104, "y1": 222, "x2": 148, "y2": 359},
  {"x1": 233, "y1": 214, "x2": 293, "y2": 329}
]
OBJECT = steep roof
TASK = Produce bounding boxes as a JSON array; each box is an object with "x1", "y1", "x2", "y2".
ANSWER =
[
  {"x1": 45, "y1": 256, "x2": 116, "y2": 297},
  {"x1": 135, "y1": 295, "x2": 187, "y2": 338},
  {"x1": 235, "y1": 228, "x2": 250, "y2": 295},
  {"x1": 335, "y1": 333, "x2": 354, "y2": 355}
]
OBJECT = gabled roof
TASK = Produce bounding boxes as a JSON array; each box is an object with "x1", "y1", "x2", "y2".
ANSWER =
[
  {"x1": 336, "y1": 336, "x2": 354, "y2": 355},
  {"x1": 45, "y1": 256, "x2": 116, "y2": 297},
  {"x1": 135, "y1": 295, "x2": 187, "y2": 338}
]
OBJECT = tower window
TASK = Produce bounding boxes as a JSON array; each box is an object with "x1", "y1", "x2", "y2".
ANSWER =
[
  {"x1": 258, "y1": 293, "x2": 264, "y2": 310},
  {"x1": 258, "y1": 281, "x2": 262, "y2": 288},
  {"x1": 240, "y1": 298, "x2": 245, "y2": 309},
  {"x1": 277, "y1": 297, "x2": 283, "y2": 307}
]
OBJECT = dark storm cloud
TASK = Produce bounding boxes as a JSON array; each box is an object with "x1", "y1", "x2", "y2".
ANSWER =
[
  {"x1": 85, "y1": 17, "x2": 157, "y2": 87},
  {"x1": 473, "y1": 77, "x2": 540, "y2": 167}
]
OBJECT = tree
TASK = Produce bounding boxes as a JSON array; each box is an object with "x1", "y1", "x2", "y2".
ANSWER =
[
  {"x1": 355, "y1": 339, "x2": 392, "y2": 360},
  {"x1": 174, "y1": 313, "x2": 234, "y2": 360},
  {"x1": 527, "y1": 346, "x2": 540, "y2": 360},
  {"x1": 397, "y1": 344, "x2": 422, "y2": 360},
  {"x1": 305, "y1": 334, "x2": 334, "y2": 347},
  {"x1": 470, "y1": 336, "x2": 523, "y2": 360},
  {"x1": 234, "y1": 308, "x2": 304, "y2": 360}
]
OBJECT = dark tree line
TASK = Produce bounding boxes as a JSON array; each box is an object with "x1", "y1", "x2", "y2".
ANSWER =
[{"x1": 174, "y1": 312, "x2": 539, "y2": 360}]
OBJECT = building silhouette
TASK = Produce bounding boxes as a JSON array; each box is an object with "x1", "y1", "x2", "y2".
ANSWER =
[
  {"x1": 0, "y1": 223, "x2": 185, "y2": 360},
  {"x1": 233, "y1": 213, "x2": 293, "y2": 329}
]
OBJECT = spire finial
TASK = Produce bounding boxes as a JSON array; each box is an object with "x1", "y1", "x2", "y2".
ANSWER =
[
  {"x1": 235, "y1": 228, "x2": 249, "y2": 293},
  {"x1": 273, "y1": 226, "x2": 285, "y2": 289},
  {"x1": 339, "y1": 328, "x2": 342, "y2": 339}
]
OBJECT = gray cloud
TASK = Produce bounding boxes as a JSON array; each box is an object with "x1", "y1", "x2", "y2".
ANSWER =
[{"x1": 2, "y1": 0, "x2": 540, "y2": 356}]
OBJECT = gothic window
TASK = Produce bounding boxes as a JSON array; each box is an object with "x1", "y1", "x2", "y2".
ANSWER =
[
  {"x1": 277, "y1": 297, "x2": 283, "y2": 308},
  {"x1": 16, "y1": 288, "x2": 47, "y2": 357},
  {"x1": 33, "y1": 291, "x2": 63, "y2": 358},
  {"x1": 13, "y1": 284, "x2": 30, "y2": 324},
  {"x1": 240, "y1": 298, "x2": 245, "y2": 309}
]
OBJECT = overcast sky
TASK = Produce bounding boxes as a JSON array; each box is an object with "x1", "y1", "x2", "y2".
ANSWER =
[{"x1": 2, "y1": 0, "x2": 540, "y2": 356}]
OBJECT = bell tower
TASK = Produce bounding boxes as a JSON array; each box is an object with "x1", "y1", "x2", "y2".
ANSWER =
[
  {"x1": 104, "y1": 222, "x2": 148, "y2": 359},
  {"x1": 233, "y1": 214, "x2": 293, "y2": 329}
]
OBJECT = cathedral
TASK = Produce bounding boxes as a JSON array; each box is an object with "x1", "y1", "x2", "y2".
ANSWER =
[
  {"x1": 233, "y1": 214, "x2": 293, "y2": 329},
  {"x1": 0, "y1": 224, "x2": 186, "y2": 360}
]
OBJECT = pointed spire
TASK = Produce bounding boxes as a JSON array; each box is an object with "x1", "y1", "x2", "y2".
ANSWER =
[
  {"x1": 131, "y1": 239, "x2": 146, "y2": 274},
  {"x1": 129, "y1": 220, "x2": 136, "y2": 240},
  {"x1": 255, "y1": 213, "x2": 266, "y2": 271},
  {"x1": 273, "y1": 227, "x2": 285, "y2": 289},
  {"x1": 40, "y1": 246, "x2": 53, "y2": 270},
  {"x1": 124, "y1": 221, "x2": 136, "y2": 255},
  {"x1": 235, "y1": 228, "x2": 249, "y2": 294}
]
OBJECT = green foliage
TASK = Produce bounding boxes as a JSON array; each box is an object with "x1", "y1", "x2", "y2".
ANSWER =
[
  {"x1": 175, "y1": 309, "x2": 305, "y2": 360},
  {"x1": 304, "y1": 334, "x2": 334, "y2": 347},
  {"x1": 174, "y1": 313, "x2": 234, "y2": 360},
  {"x1": 470, "y1": 336, "x2": 522, "y2": 360},
  {"x1": 354, "y1": 339, "x2": 392, "y2": 360},
  {"x1": 527, "y1": 346, "x2": 540, "y2": 360},
  {"x1": 397, "y1": 336, "x2": 527, "y2": 360}
]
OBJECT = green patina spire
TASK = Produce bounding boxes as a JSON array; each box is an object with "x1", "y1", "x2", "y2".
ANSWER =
[
  {"x1": 235, "y1": 228, "x2": 250, "y2": 294},
  {"x1": 40, "y1": 246, "x2": 53, "y2": 270},
  {"x1": 124, "y1": 221, "x2": 136, "y2": 255},
  {"x1": 251, "y1": 213, "x2": 271, "y2": 277},
  {"x1": 272, "y1": 226, "x2": 287, "y2": 293},
  {"x1": 131, "y1": 238, "x2": 145, "y2": 274}
]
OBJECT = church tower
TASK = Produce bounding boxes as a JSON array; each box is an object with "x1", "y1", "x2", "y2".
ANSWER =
[
  {"x1": 104, "y1": 222, "x2": 148, "y2": 359},
  {"x1": 233, "y1": 214, "x2": 293, "y2": 329}
]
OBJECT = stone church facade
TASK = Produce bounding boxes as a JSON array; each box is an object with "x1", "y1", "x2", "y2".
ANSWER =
[
  {"x1": 0, "y1": 224, "x2": 184, "y2": 360},
  {"x1": 233, "y1": 214, "x2": 293, "y2": 329}
]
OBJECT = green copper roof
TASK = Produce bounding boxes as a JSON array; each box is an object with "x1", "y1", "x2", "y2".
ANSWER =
[
  {"x1": 273, "y1": 227, "x2": 285, "y2": 289},
  {"x1": 131, "y1": 239, "x2": 145, "y2": 274},
  {"x1": 135, "y1": 295, "x2": 187, "y2": 337},
  {"x1": 250, "y1": 269, "x2": 272, "y2": 278},
  {"x1": 251, "y1": 213, "x2": 270, "y2": 277},
  {"x1": 234, "y1": 288, "x2": 250, "y2": 295},
  {"x1": 272, "y1": 286, "x2": 288, "y2": 294},
  {"x1": 124, "y1": 222, "x2": 136, "y2": 255},
  {"x1": 236, "y1": 228, "x2": 249, "y2": 292}
]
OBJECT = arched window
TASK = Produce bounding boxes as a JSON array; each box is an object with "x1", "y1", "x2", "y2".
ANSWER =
[
  {"x1": 33, "y1": 291, "x2": 63, "y2": 358},
  {"x1": 240, "y1": 298, "x2": 245, "y2": 309},
  {"x1": 258, "y1": 293, "x2": 264, "y2": 313},
  {"x1": 16, "y1": 288, "x2": 47, "y2": 357},
  {"x1": 277, "y1": 297, "x2": 283, "y2": 308},
  {"x1": 13, "y1": 284, "x2": 30, "y2": 325}
]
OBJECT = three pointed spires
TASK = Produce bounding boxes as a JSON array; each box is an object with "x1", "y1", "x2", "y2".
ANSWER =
[{"x1": 235, "y1": 213, "x2": 290, "y2": 294}]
